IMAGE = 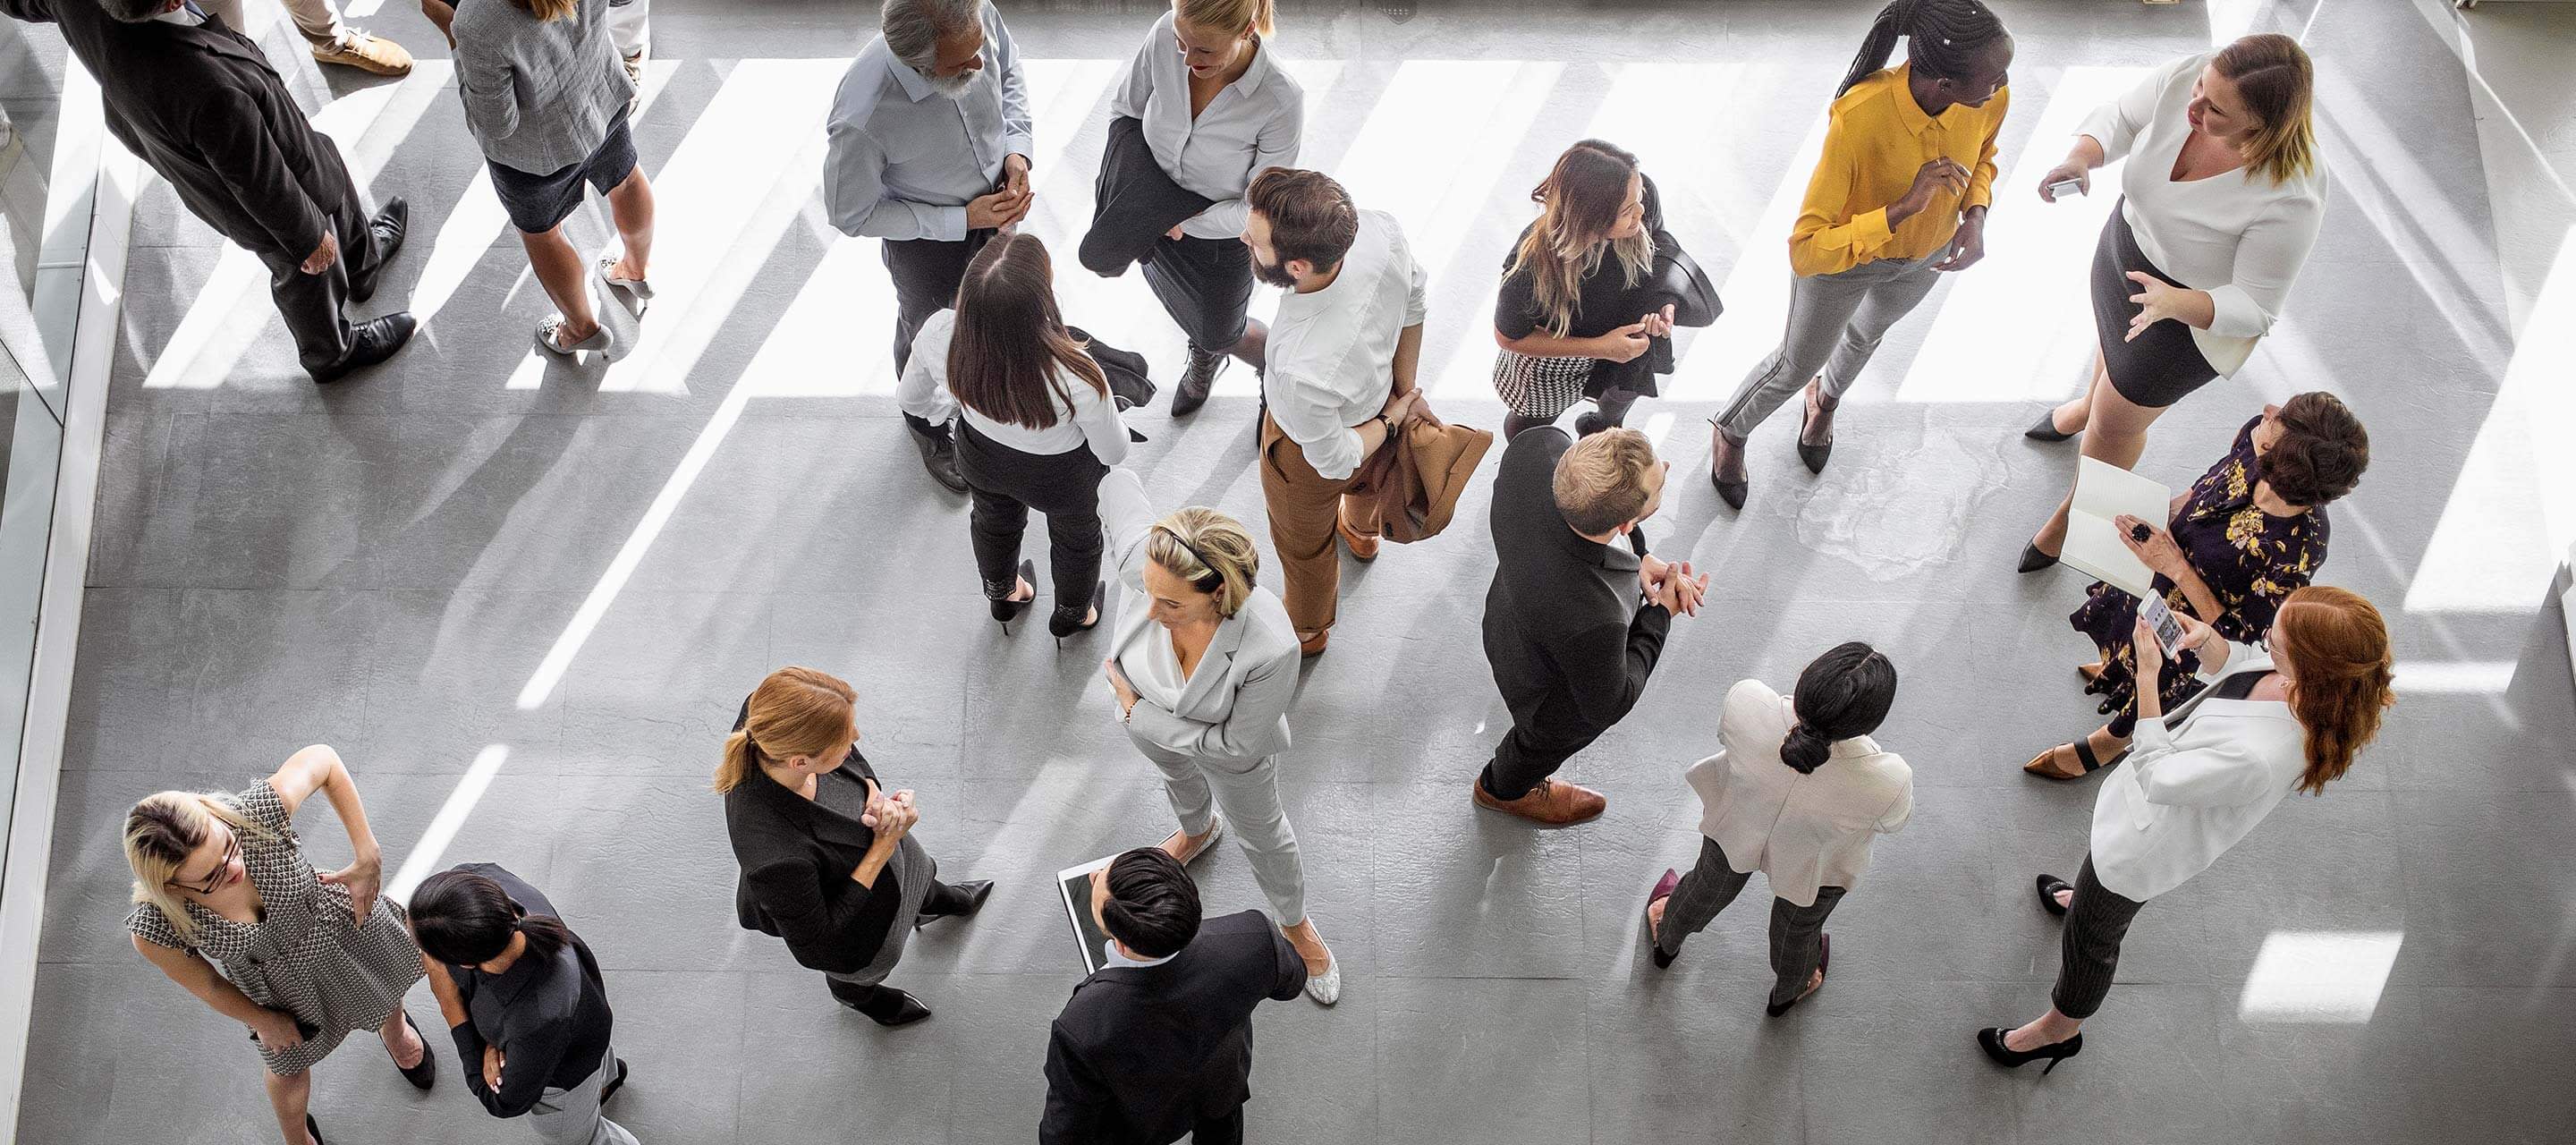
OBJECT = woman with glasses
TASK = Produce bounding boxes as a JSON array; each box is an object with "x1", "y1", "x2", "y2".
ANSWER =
[
  {"x1": 1095, "y1": 465, "x2": 1340, "y2": 1005},
  {"x1": 121, "y1": 745, "x2": 432, "y2": 1145}
]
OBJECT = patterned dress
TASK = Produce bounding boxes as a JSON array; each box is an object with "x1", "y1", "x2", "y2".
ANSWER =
[
  {"x1": 125, "y1": 779, "x2": 426, "y2": 1076},
  {"x1": 2071, "y1": 415, "x2": 2328, "y2": 736}
]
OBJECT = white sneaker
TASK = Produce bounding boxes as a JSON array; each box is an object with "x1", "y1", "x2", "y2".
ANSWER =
[{"x1": 1302, "y1": 946, "x2": 1340, "y2": 1006}]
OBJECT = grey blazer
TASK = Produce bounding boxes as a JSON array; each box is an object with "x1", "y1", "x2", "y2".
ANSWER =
[
  {"x1": 451, "y1": 0, "x2": 635, "y2": 175},
  {"x1": 1099, "y1": 468, "x2": 1300, "y2": 763}
]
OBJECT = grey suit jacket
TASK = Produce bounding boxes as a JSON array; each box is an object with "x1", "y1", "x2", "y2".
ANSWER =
[
  {"x1": 1099, "y1": 468, "x2": 1300, "y2": 763},
  {"x1": 452, "y1": 0, "x2": 635, "y2": 175}
]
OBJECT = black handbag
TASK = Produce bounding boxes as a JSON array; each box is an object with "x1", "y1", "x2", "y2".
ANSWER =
[
  {"x1": 1651, "y1": 242, "x2": 1723, "y2": 328},
  {"x1": 1069, "y1": 326, "x2": 1154, "y2": 442}
]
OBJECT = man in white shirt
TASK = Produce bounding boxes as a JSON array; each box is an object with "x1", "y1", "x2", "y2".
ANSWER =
[
  {"x1": 824, "y1": 0, "x2": 1034, "y2": 492},
  {"x1": 1244, "y1": 168, "x2": 1428, "y2": 656}
]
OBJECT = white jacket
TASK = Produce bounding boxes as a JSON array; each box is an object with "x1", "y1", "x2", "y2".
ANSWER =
[
  {"x1": 1684, "y1": 680, "x2": 1912, "y2": 907},
  {"x1": 2089, "y1": 640, "x2": 2310, "y2": 902}
]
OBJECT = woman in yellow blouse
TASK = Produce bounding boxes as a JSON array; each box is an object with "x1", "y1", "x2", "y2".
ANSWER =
[{"x1": 1709, "y1": 0, "x2": 2012, "y2": 510}]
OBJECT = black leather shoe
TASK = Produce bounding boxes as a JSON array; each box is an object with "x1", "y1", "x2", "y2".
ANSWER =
[
  {"x1": 1976, "y1": 1026, "x2": 2083, "y2": 1074},
  {"x1": 394, "y1": 1013, "x2": 436, "y2": 1090},
  {"x1": 349, "y1": 198, "x2": 410, "y2": 304},
  {"x1": 1572, "y1": 411, "x2": 1616, "y2": 437},
  {"x1": 920, "y1": 879, "x2": 994, "y2": 926},
  {"x1": 306, "y1": 1114, "x2": 327, "y2": 1145},
  {"x1": 311, "y1": 312, "x2": 416, "y2": 385},
  {"x1": 1170, "y1": 345, "x2": 1224, "y2": 416},
  {"x1": 2017, "y1": 542, "x2": 2060, "y2": 573},
  {"x1": 2024, "y1": 408, "x2": 2077, "y2": 442},
  {"x1": 909, "y1": 425, "x2": 969, "y2": 494},
  {"x1": 842, "y1": 984, "x2": 933, "y2": 1027},
  {"x1": 1709, "y1": 424, "x2": 1749, "y2": 511},
  {"x1": 1797, "y1": 387, "x2": 1835, "y2": 474}
]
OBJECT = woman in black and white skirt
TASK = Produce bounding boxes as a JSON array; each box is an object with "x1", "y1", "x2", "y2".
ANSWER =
[
  {"x1": 1491, "y1": 139, "x2": 1714, "y2": 441},
  {"x1": 2018, "y1": 34, "x2": 2326, "y2": 572}
]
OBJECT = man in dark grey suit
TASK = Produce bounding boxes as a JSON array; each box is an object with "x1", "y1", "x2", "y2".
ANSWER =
[
  {"x1": 1041, "y1": 848, "x2": 1305, "y2": 1145},
  {"x1": 2, "y1": 0, "x2": 415, "y2": 383}
]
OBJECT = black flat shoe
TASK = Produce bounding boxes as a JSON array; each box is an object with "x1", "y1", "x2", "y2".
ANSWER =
[
  {"x1": 1977, "y1": 1026, "x2": 2083, "y2": 1074},
  {"x1": 2016, "y1": 542, "x2": 2059, "y2": 573},
  {"x1": 1051, "y1": 581, "x2": 1106, "y2": 648},
  {"x1": 1765, "y1": 933, "x2": 1828, "y2": 1016},
  {"x1": 598, "y1": 1057, "x2": 628, "y2": 1106},
  {"x1": 1573, "y1": 411, "x2": 1621, "y2": 437},
  {"x1": 989, "y1": 559, "x2": 1036, "y2": 626},
  {"x1": 394, "y1": 1014, "x2": 436, "y2": 1090},
  {"x1": 918, "y1": 879, "x2": 994, "y2": 928},
  {"x1": 908, "y1": 424, "x2": 969, "y2": 494},
  {"x1": 306, "y1": 1114, "x2": 327, "y2": 1145},
  {"x1": 2036, "y1": 873, "x2": 2074, "y2": 918},
  {"x1": 2024, "y1": 409, "x2": 2077, "y2": 442},
  {"x1": 846, "y1": 985, "x2": 933, "y2": 1028},
  {"x1": 309, "y1": 312, "x2": 416, "y2": 385},
  {"x1": 349, "y1": 197, "x2": 411, "y2": 303}
]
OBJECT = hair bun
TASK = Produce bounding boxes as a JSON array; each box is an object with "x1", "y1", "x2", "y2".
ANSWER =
[{"x1": 1779, "y1": 723, "x2": 1830, "y2": 774}]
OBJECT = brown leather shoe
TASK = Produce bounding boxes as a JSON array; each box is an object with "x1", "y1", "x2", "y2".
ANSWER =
[
  {"x1": 1297, "y1": 629, "x2": 1329, "y2": 657},
  {"x1": 311, "y1": 30, "x2": 414, "y2": 77},
  {"x1": 1471, "y1": 776, "x2": 1606, "y2": 826},
  {"x1": 1335, "y1": 506, "x2": 1380, "y2": 561}
]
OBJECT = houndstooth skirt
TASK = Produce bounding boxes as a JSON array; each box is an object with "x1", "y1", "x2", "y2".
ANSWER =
[{"x1": 1490, "y1": 350, "x2": 1597, "y2": 420}]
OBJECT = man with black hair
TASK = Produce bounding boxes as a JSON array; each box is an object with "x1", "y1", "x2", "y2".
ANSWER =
[{"x1": 1040, "y1": 848, "x2": 1306, "y2": 1145}]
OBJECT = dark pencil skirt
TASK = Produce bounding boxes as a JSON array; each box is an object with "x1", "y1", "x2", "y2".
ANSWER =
[
  {"x1": 2092, "y1": 199, "x2": 2219, "y2": 409},
  {"x1": 1141, "y1": 233, "x2": 1257, "y2": 353}
]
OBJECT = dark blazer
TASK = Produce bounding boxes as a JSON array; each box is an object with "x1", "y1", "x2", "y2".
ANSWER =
[
  {"x1": 438, "y1": 863, "x2": 615, "y2": 1118},
  {"x1": 1079, "y1": 114, "x2": 1213, "y2": 278},
  {"x1": 1040, "y1": 910, "x2": 1307, "y2": 1145},
  {"x1": 1481, "y1": 427, "x2": 1671, "y2": 734},
  {"x1": 720, "y1": 703, "x2": 902, "y2": 975},
  {"x1": 0, "y1": 0, "x2": 344, "y2": 259}
]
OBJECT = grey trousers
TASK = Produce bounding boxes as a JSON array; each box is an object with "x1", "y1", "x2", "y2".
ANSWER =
[
  {"x1": 527, "y1": 1044, "x2": 639, "y2": 1145},
  {"x1": 1132, "y1": 735, "x2": 1307, "y2": 925},
  {"x1": 1656, "y1": 836, "x2": 1845, "y2": 1008},
  {"x1": 1716, "y1": 253, "x2": 1942, "y2": 439},
  {"x1": 2051, "y1": 857, "x2": 2146, "y2": 1020}
]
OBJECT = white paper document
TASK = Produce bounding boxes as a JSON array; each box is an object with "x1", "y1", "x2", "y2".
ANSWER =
[{"x1": 2063, "y1": 456, "x2": 2172, "y2": 598}]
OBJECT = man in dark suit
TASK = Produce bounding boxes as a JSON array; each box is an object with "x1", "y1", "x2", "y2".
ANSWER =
[
  {"x1": 1473, "y1": 426, "x2": 1705, "y2": 826},
  {"x1": 2, "y1": 0, "x2": 416, "y2": 383},
  {"x1": 1042, "y1": 848, "x2": 1305, "y2": 1145}
]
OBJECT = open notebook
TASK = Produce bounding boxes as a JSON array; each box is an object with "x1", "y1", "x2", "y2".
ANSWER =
[{"x1": 2063, "y1": 456, "x2": 2172, "y2": 599}]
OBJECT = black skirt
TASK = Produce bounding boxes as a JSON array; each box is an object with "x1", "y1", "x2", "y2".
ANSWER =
[
  {"x1": 1141, "y1": 233, "x2": 1257, "y2": 353},
  {"x1": 2091, "y1": 200, "x2": 2219, "y2": 409}
]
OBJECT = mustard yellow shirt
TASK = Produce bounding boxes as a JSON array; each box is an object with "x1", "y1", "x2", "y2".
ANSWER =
[{"x1": 1790, "y1": 64, "x2": 2009, "y2": 277}]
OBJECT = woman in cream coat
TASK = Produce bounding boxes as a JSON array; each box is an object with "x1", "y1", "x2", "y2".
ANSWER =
[
  {"x1": 1979, "y1": 585, "x2": 2393, "y2": 1073},
  {"x1": 1644, "y1": 643, "x2": 1911, "y2": 1016},
  {"x1": 1095, "y1": 466, "x2": 1339, "y2": 1004}
]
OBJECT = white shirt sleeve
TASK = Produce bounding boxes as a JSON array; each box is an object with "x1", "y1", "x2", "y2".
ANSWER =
[
  {"x1": 1069, "y1": 373, "x2": 1131, "y2": 466},
  {"x1": 1401, "y1": 232, "x2": 1430, "y2": 328},
  {"x1": 1190, "y1": 93, "x2": 1302, "y2": 237},
  {"x1": 1111, "y1": 21, "x2": 1156, "y2": 122},
  {"x1": 987, "y1": 4, "x2": 1035, "y2": 160},
  {"x1": 894, "y1": 310, "x2": 961, "y2": 424},
  {"x1": 1268, "y1": 369, "x2": 1367, "y2": 480},
  {"x1": 2079, "y1": 52, "x2": 2196, "y2": 165},
  {"x1": 2202, "y1": 193, "x2": 2323, "y2": 339},
  {"x1": 823, "y1": 81, "x2": 967, "y2": 242}
]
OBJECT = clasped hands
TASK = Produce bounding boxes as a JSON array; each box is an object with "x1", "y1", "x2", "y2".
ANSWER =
[
  {"x1": 1596, "y1": 304, "x2": 1677, "y2": 364},
  {"x1": 859, "y1": 785, "x2": 919, "y2": 841},
  {"x1": 969, "y1": 154, "x2": 1036, "y2": 231},
  {"x1": 1638, "y1": 553, "x2": 1709, "y2": 616}
]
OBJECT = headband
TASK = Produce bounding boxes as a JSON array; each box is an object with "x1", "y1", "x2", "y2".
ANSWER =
[{"x1": 1153, "y1": 524, "x2": 1225, "y2": 591}]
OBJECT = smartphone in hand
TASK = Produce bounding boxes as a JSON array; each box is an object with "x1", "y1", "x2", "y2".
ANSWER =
[
  {"x1": 2139, "y1": 593, "x2": 2187, "y2": 657},
  {"x1": 2045, "y1": 176, "x2": 2086, "y2": 199}
]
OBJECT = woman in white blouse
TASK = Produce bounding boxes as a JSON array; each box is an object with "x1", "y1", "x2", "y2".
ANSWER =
[
  {"x1": 1645, "y1": 644, "x2": 1911, "y2": 1016},
  {"x1": 897, "y1": 234, "x2": 1132, "y2": 640},
  {"x1": 1979, "y1": 585, "x2": 2393, "y2": 1073},
  {"x1": 1094, "y1": 466, "x2": 1339, "y2": 1005},
  {"x1": 1111, "y1": 0, "x2": 1304, "y2": 412},
  {"x1": 2018, "y1": 34, "x2": 2326, "y2": 573}
]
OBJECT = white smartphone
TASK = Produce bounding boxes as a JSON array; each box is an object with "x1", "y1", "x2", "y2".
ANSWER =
[
  {"x1": 2138, "y1": 593, "x2": 2187, "y2": 658},
  {"x1": 2045, "y1": 176, "x2": 2086, "y2": 199}
]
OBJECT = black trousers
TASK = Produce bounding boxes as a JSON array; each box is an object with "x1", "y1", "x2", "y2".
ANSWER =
[
  {"x1": 1479, "y1": 690, "x2": 1606, "y2": 801},
  {"x1": 1190, "y1": 1107, "x2": 1245, "y2": 1145},
  {"x1": 953, "y1": 420, "x2": 1106, "y2": 622},
  {"x1": 883, "y1": 228, "x2": 996, "y2": 374},
  {"x1": 2052, "y1": 856, "x2": 2147, "y2": 1020},
  {"x1": 257, "y1": 133, "x2": 385, "y2": 377},
  {"x1": 1141, "y1": 233, "x2": 1256, "y2": 353},
  {"x1": 1654, "y1": 836, "x2": 1845, "y2": 1007}
]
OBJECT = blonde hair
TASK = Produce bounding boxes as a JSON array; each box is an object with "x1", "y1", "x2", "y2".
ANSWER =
[
  {"x1": 1552, "y1": 428, "x2": 1660, "y2": 535},
  {"x1": 1174, "y1": 0, "x2": 1273, "y2": 38},
  {"x1": 716, "y1": 667, "x2": 860, "y2": 794},
  {"x1": 2215, "y1": 33, "x2": 2318, "y2": 186},
  {"x1": 124, "y1": 792, "x2": 271, "y2": 946},
  {"x1": 1146, "y1": 508, "x2": 1260, "y2": 617},
  {"x1": 507, "y1": 0, "x2": 579, "y2": 21},
  {"x1": 1508, "y1": 140, "x2": 1655, "y2": 338}
]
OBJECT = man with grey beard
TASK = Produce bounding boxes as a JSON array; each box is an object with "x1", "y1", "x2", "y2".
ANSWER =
[{"x1": 825, "y1": 0, "x2": 1035, "y2": 493}]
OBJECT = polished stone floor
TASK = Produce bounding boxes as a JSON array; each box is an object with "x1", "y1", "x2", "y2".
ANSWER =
[{"x1": 17, "y1": 1, "x2": 2576, "y2": 1142}]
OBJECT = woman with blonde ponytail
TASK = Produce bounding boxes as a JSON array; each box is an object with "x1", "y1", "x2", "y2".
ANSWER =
[
  {"x1": 122, "y1": 745, "x2": 431, "y2": 1145},
  {"x1": 1982, "y1": 586, "x2": 2393, "y2": 1073},
  {"x1": 717, "y1": 666, "x2": 993, "y2": 1026}
]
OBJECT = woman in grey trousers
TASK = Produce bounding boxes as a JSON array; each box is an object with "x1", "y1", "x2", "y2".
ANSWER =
[{"x1": 424, "y1": 0, "x2": 656, "y2": 356}]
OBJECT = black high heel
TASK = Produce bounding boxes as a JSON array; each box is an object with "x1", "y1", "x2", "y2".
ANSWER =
[
  {"x1": 2024, "y1": 408, "x2": 2078, "y2": 442},
  {"x1": 2035, "y1": 873, "x2": 2074, "y2": 918},
  {"x1": 306, "y1": 1114, "x2": 327, "y2": 1145},
  {"x1": 989, "y1": 559, "x2": 1037, "y2": 628},
  {"x1": 394, "y1": 1014, "x2": 436, "y2": 1090},
  {"x1": 1051, "y1": 581, "x2": 1106, "y2": 649},
  {"x1": 2017, "y1": 542, "x2": 2060, "y2": 573},
  {"x1": 1977, "y1": 1027, "x2": 2083, "y2": 1074}
]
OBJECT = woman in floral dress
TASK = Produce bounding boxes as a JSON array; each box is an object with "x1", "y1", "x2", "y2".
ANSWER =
[{"x1": 2024, "y1": 392, "x2": 2368, "y2": 778}]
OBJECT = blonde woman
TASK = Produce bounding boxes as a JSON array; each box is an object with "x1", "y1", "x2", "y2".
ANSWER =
[
  {"x1": 718, "y1": 667, "x2": 993, "y2": 1027},
  {"x1": 1097, "y1": 0, "x2": 1303, "y2": 414},
  {"x1": 1094, "y1": 466, "x2": 1339, "y2": 1004},
  {"x1": 2020, "y1": 34, "x2": 2326, "y2": 572},
  {"x1": 122, "y1": 746, "x2": 432, "y2": 1145},
  {"x1": 1492, "y1": 139, "x2": 1713, "y2": 441}
]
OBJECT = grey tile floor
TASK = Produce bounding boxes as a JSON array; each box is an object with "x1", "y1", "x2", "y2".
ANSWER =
[{"x1": 19, "y1": 1, "x2": 2576, "y2": 1142}]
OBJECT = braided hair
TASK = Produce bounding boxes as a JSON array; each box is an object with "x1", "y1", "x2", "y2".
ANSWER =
[{"x1": 1837, "y1": 0, "x2": 2011, "y2": 98}]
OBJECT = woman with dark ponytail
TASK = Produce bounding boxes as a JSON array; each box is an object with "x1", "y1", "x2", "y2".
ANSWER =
[
  {"x1": 412, "y1": 864, "x2": 638, "y2": 1145},
  {"x1": 1642, "y1": 644, "x2": 1911, "y2": 1016},
  {"x1": 1709, "y1": 0, "x2": 2012, "y2": 510}
]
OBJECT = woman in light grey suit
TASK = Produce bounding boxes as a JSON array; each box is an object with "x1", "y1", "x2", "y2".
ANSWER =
[
  {"x1": 1645, "y1": 643, "x2": 1910, "y2": 1016},
  {"x1": 425, "y1": 0, "x2": 655, "y2": 357},
  {"x1": 1096, "y1": 466, "x2": 1339, "y2": 1005}
]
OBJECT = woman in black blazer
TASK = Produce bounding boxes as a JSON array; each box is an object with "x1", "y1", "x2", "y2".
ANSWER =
[{"x1": 718, "y1": 666, "x2": 992, "y2": 1026}]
